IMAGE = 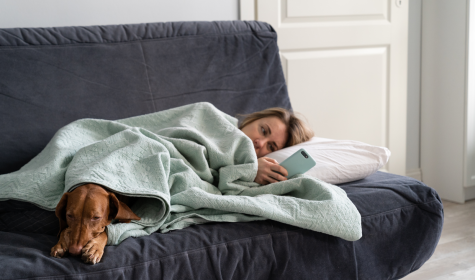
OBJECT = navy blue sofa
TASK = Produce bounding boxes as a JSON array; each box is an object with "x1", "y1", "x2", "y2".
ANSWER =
[{"x1": 0, "y1": 21, "x2": 443, "y2": 280}]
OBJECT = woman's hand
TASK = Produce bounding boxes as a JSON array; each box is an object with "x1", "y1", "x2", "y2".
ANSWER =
[{"x1": 254, "y1": 157, "x2": 288, "y2": 185}]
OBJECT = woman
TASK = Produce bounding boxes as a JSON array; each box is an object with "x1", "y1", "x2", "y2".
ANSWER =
[{"x1": 239, "y1": 108, "x2": 314, "y2": 185}]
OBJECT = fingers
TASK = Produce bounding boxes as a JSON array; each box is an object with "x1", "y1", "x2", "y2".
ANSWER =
[
  {"x1": 266, "y1": 175, "x2": 279, "y2": 184},
  {"x1": 255, "y1": 176, "x2": 272, "y2": 185},
  {"x1": 262, "y1": 157, "x2": 279, "y2": 165},
  {"x1": 255, "y1": 157, "x2": 288, "y2": 185},
  {"x1": 269, "y1": 172, "x2": 287, "y2": 182},
  {"x1": 262, "y1": 158, "x2": 287, "y2": 176},
  {"x1": 256, "y1": 173, "x2": 284, "y2": 185},
  {"x1": 255, "y1": 177, "x2": 268, "y2": 185},
  {"x1": 270, "y1": 165, "x2": 288, "y2": 178}
]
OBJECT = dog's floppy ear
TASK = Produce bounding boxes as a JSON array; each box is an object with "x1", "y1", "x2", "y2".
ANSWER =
[
  {"x1": 109, "y1": 193, "x2": 141, "y2": 223},
  {"x1": 55, "y1": 193, "x2": 69, "y2": 237}
]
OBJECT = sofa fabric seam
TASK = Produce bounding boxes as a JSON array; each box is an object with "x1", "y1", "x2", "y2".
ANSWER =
[
  {"x1": 0, "y1": 30, "x2": 276, "y2": 49},
  {"x1": 137, "y1": 41, "x2": 156, "y2": 113},
  {"x1": 361, "y1": 199, "x2": 441, "y2": 219}
]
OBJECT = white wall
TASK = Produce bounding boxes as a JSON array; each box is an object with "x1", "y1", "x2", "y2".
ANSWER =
[
  {"x1": 407, "y1": 0, "x2": 422, "y2": 174},
  {"x1": 0, "y1": 0, "x2": 239, "y2": 28}
]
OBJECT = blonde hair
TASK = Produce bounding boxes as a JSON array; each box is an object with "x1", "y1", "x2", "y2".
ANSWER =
[{"x1": 239, "y1": 107, "x2": 314, "y2": 148}]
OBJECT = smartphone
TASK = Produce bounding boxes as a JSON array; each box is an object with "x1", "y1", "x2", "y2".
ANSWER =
[{"x1": 278, "y1": 148, "x2": 316, "y2": 178}]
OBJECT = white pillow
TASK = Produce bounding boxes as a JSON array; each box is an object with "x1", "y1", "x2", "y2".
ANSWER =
[{"x1": 266, "y1": 137, "x2": 391, "y2": 184}]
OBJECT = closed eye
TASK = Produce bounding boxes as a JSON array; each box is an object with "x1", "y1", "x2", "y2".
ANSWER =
[
  {"x1": 92, "y1": 216, "x2": 101, "y2": 221},
  {"x1": 268, "y1": 143, "x2": 275, "y2": 152}
]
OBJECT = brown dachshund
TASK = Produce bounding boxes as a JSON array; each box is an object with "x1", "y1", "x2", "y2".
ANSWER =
[{"x1": 50, "y1": 183, "x2": 140, "y2": 264}]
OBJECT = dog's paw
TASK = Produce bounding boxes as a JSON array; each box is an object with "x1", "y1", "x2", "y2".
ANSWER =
[
  {"x1": 81, "y1": 240, "x2": 104, "y2": 265},
  {"x1": 50, "y1": 228, "x2": 71, "y2": 258},
  {"x1": 50, "y1": 243, "x2": 68, "y2": 258}
]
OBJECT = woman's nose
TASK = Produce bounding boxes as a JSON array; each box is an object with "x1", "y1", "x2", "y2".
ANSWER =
[{"x1": 254, "y1": 139, "x2": 263, "y2": 149}]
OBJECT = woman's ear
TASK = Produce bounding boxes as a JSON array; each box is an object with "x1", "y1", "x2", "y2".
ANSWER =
[
  {"x1": 55, "y1": 193, "x2": 69, "y2": 237},
  {"x1": 108, "y1": 193, "x2": 141, "y2": 223}
]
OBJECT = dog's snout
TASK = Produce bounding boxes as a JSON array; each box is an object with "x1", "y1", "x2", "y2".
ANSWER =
[{"x1": 69, "y1": 244, "x2": 83, "y2": 256}]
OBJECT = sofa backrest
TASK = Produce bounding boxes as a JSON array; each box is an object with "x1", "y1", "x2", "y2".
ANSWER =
[{"x1": 0, "y1": 21, "x2": 290, "y2": 174}]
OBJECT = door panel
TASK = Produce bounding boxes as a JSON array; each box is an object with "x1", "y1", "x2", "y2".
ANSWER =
[
  {"x1": 285, "y1": 0, "x2": 388, "y2": 21},
  {"x1": 283, "y1": 47, "x2": 387, "y2": 147}
]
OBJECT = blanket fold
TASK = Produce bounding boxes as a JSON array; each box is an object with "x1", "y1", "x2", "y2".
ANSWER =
[{"x1": 0, "y1": 102, "x2": 362, "y2": 244}]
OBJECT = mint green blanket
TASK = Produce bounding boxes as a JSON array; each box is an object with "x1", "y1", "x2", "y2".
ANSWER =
[{"x1": 0, "y1": 103, "x2": 362, "y2": 244}]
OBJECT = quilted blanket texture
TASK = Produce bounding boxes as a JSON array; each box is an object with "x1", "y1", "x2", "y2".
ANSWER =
[{"x1": 0, "y1": 103, "x2": 362, "y2": 244}]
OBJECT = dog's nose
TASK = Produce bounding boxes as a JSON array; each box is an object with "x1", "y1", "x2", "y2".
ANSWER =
[{"x1": 69, "y1": 244, "x2": 83, "y2": 256}]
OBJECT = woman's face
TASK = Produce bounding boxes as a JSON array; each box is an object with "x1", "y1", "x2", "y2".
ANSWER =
[{"x1": 241, "y1": 117, "x2": 288, "y2": 158}]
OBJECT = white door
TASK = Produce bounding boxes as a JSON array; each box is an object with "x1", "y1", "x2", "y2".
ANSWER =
[{"x1": 241, "y1": 0, "x2": 408, "y2": 175}]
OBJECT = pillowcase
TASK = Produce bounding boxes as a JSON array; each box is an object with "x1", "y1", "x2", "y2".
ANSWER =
[{"x1": 266, "y1": 137, "x2": 391, "y2": 184}]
